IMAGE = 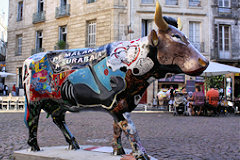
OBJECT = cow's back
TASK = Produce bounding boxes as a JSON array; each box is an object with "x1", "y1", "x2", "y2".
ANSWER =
[{"x1": 23, "y1": 52, "x2": 56, "y2": 101}]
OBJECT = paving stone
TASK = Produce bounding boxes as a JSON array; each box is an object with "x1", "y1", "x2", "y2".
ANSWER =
[{"x1": 0, "y1": 112, "x2": 239, "y2": 159}]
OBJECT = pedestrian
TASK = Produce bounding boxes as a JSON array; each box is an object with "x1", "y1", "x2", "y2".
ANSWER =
[
  {"x1": 188, "y1": 86, "x2": 205, "y2": 116},
  {"x1": 166, "y1": 85, "x2": 175, "y2": 111},
  {"x1": 12, "y1": 84, "x2": 16, "y2": 96},
  {"x1": 0, "y1": 84, "x2": 3, "y2": 96},
  {"x1": 3, "y1": 85, "x2": 8, "y2": 96},
  {"x1": 206, "y1": 85, "x2": 219, "y2": 115}
]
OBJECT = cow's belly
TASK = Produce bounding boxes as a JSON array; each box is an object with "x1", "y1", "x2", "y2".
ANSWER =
[{"x1": 61, "y1": 58, "x2": 126, "y2": 109}]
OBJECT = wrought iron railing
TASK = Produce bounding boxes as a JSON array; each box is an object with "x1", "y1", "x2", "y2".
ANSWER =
[
  {"x1": 15, "y1": 50, "x2": 22, "y2": 56},
  {"x1": 55, "y1": 4, "x2": 70, "y2": 19},
  {"x1": 31, "y1": 48, "x2": 45, "y2": 55},
  {"x1": 165, "y1": 0, "x2": 178, "y2": 5},
  {"x1": 32, "y1": 11, "x2": 46, "y2": 24},
  {"x1": 218, "y1": 7, "x2": 232, "y2": 14},
  {"x1": 54, "y1": 43, "x2": 69, "y2": 50},
  {"x1": 189, "y1": 0, "x2": 201, "y2": 7}
]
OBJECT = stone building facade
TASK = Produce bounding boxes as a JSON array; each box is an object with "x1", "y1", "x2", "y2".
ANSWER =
[
  {"x1": 128, "y1": 0, "x2": 211, "y2": 104},
  {"x1": 211, "y1": 0, "x2": 240, "y2": 64},
  {"x1": 6, "y1": 0, "x2": 128, "y2": 89},
  {"x1": 210, "y1": 0, "x2": 240, "y2": 99},
  {"x1": 6, "y1": 0, "x2": 240, "y2": 100}
]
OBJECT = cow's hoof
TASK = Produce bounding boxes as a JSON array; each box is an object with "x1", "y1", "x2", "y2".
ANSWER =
[
  {"x1": 30, "y1": 146, "x2": 40, "y2": 152},
  {"x1": 136, "y1": 154, "x2": 150, "y2": 160},
  {"x1": 68, "y1": 139, "x2": 80, "y2": 150},
  {"x1": 113, "y1": 147, "x2": 126, "y2": 155},
  {"x1": 28, "y1": 138, "x2": 40, "y2": 151}
]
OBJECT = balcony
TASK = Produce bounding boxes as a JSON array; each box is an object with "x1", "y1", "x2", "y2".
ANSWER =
[
  {"x1": 32, "y1": 11, "x2": 46, "y2": 24},
  {"x1": 55, "y1": 4, "x2": 70, "y2": 19},
  {"x1": 31, "y1": 48, "x2": 45, "y2": 55},
  {"x1": 165, "y1": 0, "x2": 178, "y2": 5},
  {"x1": 15, "y1": 51, "x2": 22, "y2": 56},
  {"x1": 189, "y1": 0, "x2": 201, "y2": 7},
  {"x1": 54, "y1": 43, "x2": 69, "y2": 50},
  {"x1": 218, "y1": 7, "x2": 232, "y2": 14}
]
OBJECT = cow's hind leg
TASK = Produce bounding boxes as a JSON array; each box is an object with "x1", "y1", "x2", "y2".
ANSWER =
[
  {"x1": 24, "y1": 102, "x2": 41, "y2": 151},
  {"x1": 118, "y1": 113, "x2": 150, "y2": 160},
  {"x1": 51, "y1": 110, "x2": 80, "y2": 150},
  {"x1": 112, "y1": 120, "x2": 125, "y2": 155}
]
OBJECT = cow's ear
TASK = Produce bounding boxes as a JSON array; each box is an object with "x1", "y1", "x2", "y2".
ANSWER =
[{"x1": 148, "y1": 30, "x2": 159, "y2": 47}]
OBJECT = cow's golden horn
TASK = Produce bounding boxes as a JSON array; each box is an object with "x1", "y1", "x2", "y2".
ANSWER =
[
  {"x1": 154, "y1": 0, "x2": 168, "y2": 31},
  {"x1": 177, "y1": 18, "x2": 183, "y2": 31}
]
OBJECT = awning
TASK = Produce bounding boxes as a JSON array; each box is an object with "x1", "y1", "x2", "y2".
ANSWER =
[
  {"x1": 201, "y1": 61, "x2": 240, "y2": 77},
  {"x1": 0, "y1": 71, "x2": 16, "y2": 77}
]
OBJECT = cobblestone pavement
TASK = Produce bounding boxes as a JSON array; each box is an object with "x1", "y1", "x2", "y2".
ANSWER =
[{"x1": 0, "y1": 111, "x2": 239, "y2": 160}]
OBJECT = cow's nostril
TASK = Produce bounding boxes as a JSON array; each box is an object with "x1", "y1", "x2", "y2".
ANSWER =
[{"x1": 198, "y1": 58, "x2": 207, "y2": 67}]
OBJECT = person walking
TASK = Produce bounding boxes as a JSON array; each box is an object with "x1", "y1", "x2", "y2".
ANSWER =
[
  {"x1": 12, "y1": 84, "x2": 16, "y2": 96},
  {"x1": 3, "y1": 85, "x2": 8, "y2": 96}
]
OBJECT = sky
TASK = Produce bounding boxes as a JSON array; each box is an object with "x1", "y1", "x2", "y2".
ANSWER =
[{"x1": 0, "y1": 0, "x2": 9, "y2": 25}]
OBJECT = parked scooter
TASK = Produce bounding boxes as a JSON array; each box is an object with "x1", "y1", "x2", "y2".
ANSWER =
[{"x1": 173, "y1": 92, "x2": 188, "y2": 116}]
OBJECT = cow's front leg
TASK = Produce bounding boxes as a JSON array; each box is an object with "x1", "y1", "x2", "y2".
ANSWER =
[
  {"x1": 119, "y1": 113, "x2": 150, "y2": 160},
  {"x1": 112, "y1": 120, "x2": 125, "y2": 155},
  {"x1": 52, "y1": 110, "x2": 80, "y2": 150},
  {"x1": 25, "y1": 103, "x2": 41, "y2": 151}
]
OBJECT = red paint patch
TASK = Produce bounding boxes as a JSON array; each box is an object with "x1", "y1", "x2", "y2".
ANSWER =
[
  {"x1": 84, "y1": 146, "x2": 100, "y2": 151},
  {"x1": 104, "y1": 69, "x2": 109, "y2": 76},
  {"x1": 26, "y1": 105, "x2": 29, "y2": 121}
]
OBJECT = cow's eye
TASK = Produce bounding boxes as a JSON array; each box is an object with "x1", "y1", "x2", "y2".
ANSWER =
[
  {"x1": 171, "y1": 34, "x2": 184, "y2": 43},
  {"x1": 172, "y1": 34, "x2": 181, "y2": 40}
]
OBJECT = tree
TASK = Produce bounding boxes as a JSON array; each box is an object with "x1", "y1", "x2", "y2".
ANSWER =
[{"x1": 205, "y1": 75, "x2": 224, "y2": 89}]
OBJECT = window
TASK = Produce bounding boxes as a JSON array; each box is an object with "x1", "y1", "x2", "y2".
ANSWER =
[
  {"x1": 189, "y1": 22, "x2": 201, "y2": 51},
  {"x1": 141, "y1": 20, "x2": 152, "y2": 37},
  {"x1": 16, "y1": 35, "x2": 22, "y2": 56},
  {"x1": 36, "y1": 31, "x2": 43, "y2": 51},
  {"x1": 141, "y1": 0, "x2": 154, "y2": 4},
  {"x1": 219, "y1": 25, "x2": 231, "y2": 59},
  {"x1": 38, "y1": 0, "x2": 44, "y2": 12},
  {"x1": 218, "y1": 0, "x2": 231, "y2": 7},
  {"x1": 61, "y1": 0, "x2": 67, "y2": 6},
  {"x1": 87, "y1": 0, "x2": 96, "y2": 3},
  {"x1": 87, "y1": 21, "x2": 96, "y2": 47},
  {"x1": 17, "y1": 1, "x2": 23, "y2": 21},
  {"x1": 59, "y1": 26, "x2": 67, "y2": 42},
  {"x1": 165, "y1": 0, "x2": 178, "y2": 5},
  {"x1": 189, "y1": 0, "x2": 201, "y2": 7},
  {"x1": 18, "y1": 67, "x2": 23, "y2": 88}
]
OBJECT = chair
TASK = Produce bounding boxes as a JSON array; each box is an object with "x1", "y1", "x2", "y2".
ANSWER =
[
  {"x1": 0, "y1": 97, "x2": 2, "y2": 110},
  {"x1": 18, "y1": 97, "x2": 25, "y2": 110},
  {"x1": 1, "y1": 96, "x2": 11, "y2": 110},
  {"x1": 9, "y1": 97, "x2": 19, "y2": 110}
]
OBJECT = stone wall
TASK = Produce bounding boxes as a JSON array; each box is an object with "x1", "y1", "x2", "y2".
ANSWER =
[{"x1": 6, "y1": 0, "x2": 128, "y2": 88}]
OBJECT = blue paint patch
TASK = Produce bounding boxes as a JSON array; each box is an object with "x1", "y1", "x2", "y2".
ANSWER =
[
  {"x1": 24, "y1": 97, "x2": 28, "y2": 128},
  {"x1": 68, "y1": 67, "x2": 100, "y2": 94},
  {"x1": 94, "y1": 58, "x2": 126, "y2": 91}
]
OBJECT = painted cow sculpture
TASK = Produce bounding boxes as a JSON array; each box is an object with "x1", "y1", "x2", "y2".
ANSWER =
[{"x1": 23, "y1": 2, "x2": 208, "y2": 160}]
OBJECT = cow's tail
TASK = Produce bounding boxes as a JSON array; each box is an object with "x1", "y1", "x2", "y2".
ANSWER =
[
  {"x1": 24, "y1": 90, "x2": 29, "y2": 128},
  {"x1": 22, "y1": 60, "x2": 31, "y2": 128}
]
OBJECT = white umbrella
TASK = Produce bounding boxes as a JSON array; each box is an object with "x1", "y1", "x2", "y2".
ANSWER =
[
  {"x1": 201, "y1": 61, "x2": 240, "y2": 77},
  {"x1": 0, "y1": 72, "x2": 16, "y2": 77}
]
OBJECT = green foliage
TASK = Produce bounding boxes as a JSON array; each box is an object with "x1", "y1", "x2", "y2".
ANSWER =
[
  {"x1": 56, "y1": 40, "x2": 67, "y2": 50},
  {"x1": 205, "y1": 75, "x2": 224, "y2": 89}
]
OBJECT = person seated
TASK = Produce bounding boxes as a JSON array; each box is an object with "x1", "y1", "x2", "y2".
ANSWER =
[
  {"x1": 206, "y1": 85, "x2": 219, "y2": 115},
  {"x1": 188, "y1": 86, "x2": 205, "y2": 116}
]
